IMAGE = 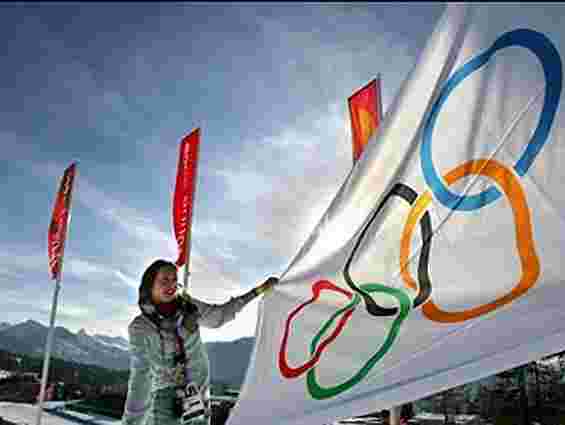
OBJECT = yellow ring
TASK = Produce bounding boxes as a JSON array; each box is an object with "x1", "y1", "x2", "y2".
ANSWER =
[{"x1": 400, "y1": 159, "x2": 539, "y2": 323}]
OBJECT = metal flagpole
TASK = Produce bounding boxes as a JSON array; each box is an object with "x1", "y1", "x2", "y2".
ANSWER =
[
  {"x1": 376, "y1": 73, "x2": 384, "y2": 126},
  {"x1": 183, "y1": 231, "x2": 191, "y2": 293},
  {"x1": 390, "y1": 405, "x2": 401, "y2": 425},
  {"x1": 35, "y1": 276, "x2": 62, "y2": 425},
  {"x1": 36, "y1": 163, "x2": 76, "y2": 425}
]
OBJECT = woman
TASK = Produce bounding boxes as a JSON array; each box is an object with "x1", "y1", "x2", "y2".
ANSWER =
[{"x1": 122, "y1": 259, "x2": 278, "y2": 425}]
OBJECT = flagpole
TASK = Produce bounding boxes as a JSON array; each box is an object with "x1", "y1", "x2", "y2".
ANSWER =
[
  {"x1": 37, "y1": 163, "x2": 77, "y2": 425},
  {"x1": 376, "y1": 73, "x2": 383, "y2": 126},
  {"x1": 35, "y1": 276, "x2": 62, "y2": 425},
  {"x1": 390, "y1": 405, "x2": 401, "y2": 425},
  {"x1": 183, "y1": 228, "x2": 191, "y2": 294}
]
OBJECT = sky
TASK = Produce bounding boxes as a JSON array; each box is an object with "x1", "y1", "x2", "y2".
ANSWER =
[{"x1": 0, "y1": 2, "x2": 446, "y2": 342}]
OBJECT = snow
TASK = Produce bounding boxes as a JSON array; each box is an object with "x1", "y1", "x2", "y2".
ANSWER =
[
  {"x1": 413, "y1": 413, "x2": 480, "y2": 425},
  {"x1": 92, "y1": 337, "x2": 129, "y2": 352},
  {"x1": 0, "y1": 370, "x2": 13, "y2": 380},
  {"x1": 0, "y1": 402, "x2": 120, "y2": 425}
]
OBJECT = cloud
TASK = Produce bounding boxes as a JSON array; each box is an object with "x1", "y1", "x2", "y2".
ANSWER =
[
  {"x1": 203, "y1": 101, "x2": 352, "y2": 272},
  {"x1": 0, "y1": 240, "x2": 136, "y2": 332},
  {"x1": 73, "y1": 175, "x2": 244, "y2": 295},
  {"x1": 147, "y1": 6, "x2": 435, "y2": 283},
  {"x1": 0, "y1": 132, "x2": 35, "y2": 162},
  {"x1": 0, "y1": 246, "x2": 45, "y2": 276},
  {"x1": 0, "y1": 3, "x2": 447, "y2": 341},
  {"x1": 115, "y1": 270, "x2": 139, "y2": 289}
]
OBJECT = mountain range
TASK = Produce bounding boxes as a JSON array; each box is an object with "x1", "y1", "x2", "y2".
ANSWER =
[{"x1": 0, "y1": 320, "x2": 254, "y2": 386}]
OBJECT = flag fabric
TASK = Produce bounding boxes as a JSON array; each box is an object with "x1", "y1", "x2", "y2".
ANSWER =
[
  {"x1": 173, "y1": 128, "x2": 200, "y2": 267},
  {"x1": 349, "y1": 78, "x2": 382, "y2": 163},
  {"x1": 47, "y1": 162, "x2": 77, "y2": 281},
  {"x1": 228, "y1": 4, "x2": 565, "y2": 425}
]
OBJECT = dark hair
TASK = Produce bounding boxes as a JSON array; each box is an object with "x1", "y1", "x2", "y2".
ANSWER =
[{"x1": 138, "y1": 259, "x2": 177, "y2": 306}]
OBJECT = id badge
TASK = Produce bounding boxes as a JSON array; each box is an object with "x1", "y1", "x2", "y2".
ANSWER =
[{"x1": 180, "y1": 382, "x2": 206, "y2": 424}]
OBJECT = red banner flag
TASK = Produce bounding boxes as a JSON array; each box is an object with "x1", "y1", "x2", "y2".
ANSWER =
[
  {"x1": 348, "y1": 77, "x2": 383, "y2": 163},
  {"x1": 173, "y1": 129, "x2": 200, "y2": 267},
  {"x1": 47, "y1": 162, "x2": 77, "y2": 281}
]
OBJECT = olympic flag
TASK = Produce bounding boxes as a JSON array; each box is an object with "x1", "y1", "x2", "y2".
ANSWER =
[{"x1": 228, "y1": 4, "x2": 565, "y2": 425}]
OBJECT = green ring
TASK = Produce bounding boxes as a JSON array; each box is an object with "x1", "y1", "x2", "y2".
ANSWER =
[{"x1": 306, "y1": 283, "x2": 411, "y2": 399}]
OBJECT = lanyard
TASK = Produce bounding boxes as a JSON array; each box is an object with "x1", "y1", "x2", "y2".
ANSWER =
[
  {"x1": 174, "y1": 315, "x2": 191, "y2": 385},
  {"x1": 173, "y1": 314, "x2": 209, "y2": 423}
]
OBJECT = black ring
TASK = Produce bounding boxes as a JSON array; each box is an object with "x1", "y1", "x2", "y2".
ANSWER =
[{"x1": 343, "y1": 183, "x2": 433, "y2": 316}]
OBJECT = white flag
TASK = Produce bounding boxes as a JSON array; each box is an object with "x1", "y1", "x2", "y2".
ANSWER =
[{"x1": 228, "y1": 4, "x2": 565, "y2": 425}]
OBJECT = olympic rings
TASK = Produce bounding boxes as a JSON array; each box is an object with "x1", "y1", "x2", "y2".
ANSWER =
[
  {"x1": 277, "y1": 28, "x2": 560, "y2": 400},
  {"x1": 401, "y1": 159, "x2": 539, "y2": 323},
  {"x1": 421, "y1": 29, "x2": 562, "y2": 211}
]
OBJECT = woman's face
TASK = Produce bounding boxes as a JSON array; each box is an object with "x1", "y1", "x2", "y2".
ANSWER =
[{"x1": 151, "y1": 266, "x2": 178, "y2": 304}]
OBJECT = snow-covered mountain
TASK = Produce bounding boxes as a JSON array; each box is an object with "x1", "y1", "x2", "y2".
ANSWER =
[
  {"x1": 0, "y1": 320, "x2": 254, "y2": 385},
  {"x1": 92, "y1": 333, "x2": 130, "y2": 352},
  {"x1": 0, "y1": 320, "x2": 130, "y2": 370}
]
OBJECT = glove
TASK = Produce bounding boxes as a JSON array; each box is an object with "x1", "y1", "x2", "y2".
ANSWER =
[{"x1": 255, "y1": 276, "x2": 279, "y2": 295}]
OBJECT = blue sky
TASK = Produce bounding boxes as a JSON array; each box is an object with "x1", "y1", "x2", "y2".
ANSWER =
[{"x1": 0, "y1": 2, "x2": 445, "y2": 341}]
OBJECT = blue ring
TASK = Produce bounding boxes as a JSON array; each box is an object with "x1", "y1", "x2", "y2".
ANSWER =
[{"x1": 421, "y1": 29, "x2": 562, "y2": 211}]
